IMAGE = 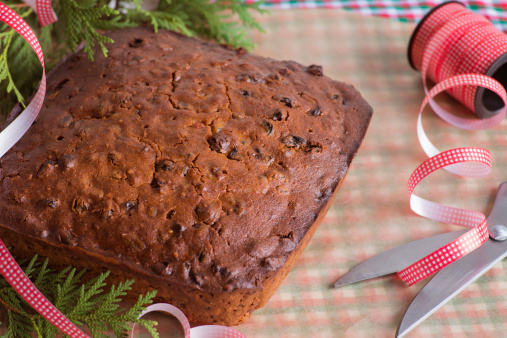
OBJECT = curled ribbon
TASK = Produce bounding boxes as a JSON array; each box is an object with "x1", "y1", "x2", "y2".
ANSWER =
[
  {"x1": 0, "y1": 2, "x2": 245, "y2": 337},
  {"x1": 132, "y1": 304, "x2": 246, "y2": 338},
  {"x1": 398, "y1": 1, "x2": 507, "y2": 286},
  {"x1": 23, "y1": 0, "x2": 57, "y2": 26}
]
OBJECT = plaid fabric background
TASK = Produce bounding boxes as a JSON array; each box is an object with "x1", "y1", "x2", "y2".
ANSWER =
[
  {"x1": 246, "y1": 0, "x2": 507, "y2": 30},
  {"x1": 134, "y1": 7, "x2": 507, "y2": 338}
]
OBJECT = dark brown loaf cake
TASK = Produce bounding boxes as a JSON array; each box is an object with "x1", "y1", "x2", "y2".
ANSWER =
[{"x1": 0, "y1": 27, "x2": 372, "y2": 325}]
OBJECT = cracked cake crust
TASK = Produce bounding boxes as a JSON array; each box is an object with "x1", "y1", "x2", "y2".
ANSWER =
[{"x1": 0, "y1": 27, "x2": 372, "y2": 325}]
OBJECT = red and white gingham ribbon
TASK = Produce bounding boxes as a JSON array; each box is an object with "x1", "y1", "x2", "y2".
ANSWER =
[
  {"x1": 22, "y1": 0, "x2": 57, "y2": 26},
  {"x1": 0, "y1": 2, "x2": 246, "y2": 337},
  {"x1": 399, "y1": 2, "x2": 507, "y2": 286}
]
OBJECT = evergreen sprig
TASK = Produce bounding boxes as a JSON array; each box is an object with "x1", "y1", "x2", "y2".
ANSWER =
[
  {"x1": 0, "y1": 0, "x2": 267, "y2": 116},
  {"x1": 60, "y1": 0, "x2": 120, "y2": 61},
  {"x1": 0, "y1": 255, "x2": 158, "y2": 337},
  {"x1": 0, "y1": 29, "x2": 25, "y2": 107}
]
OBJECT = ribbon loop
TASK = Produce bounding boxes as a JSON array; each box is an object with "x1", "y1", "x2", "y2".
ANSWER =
[
  {"x1": 132, "y1": 304, "x2": 246, "y2": 338},
  {"x1": 22, "y1": 0, "x2": 58, "y2": 26},
  {"x1": 400, "y1": 2, "x2": 507, "y2": 286}
]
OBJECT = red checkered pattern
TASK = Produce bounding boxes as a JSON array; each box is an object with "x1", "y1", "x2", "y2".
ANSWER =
[
  {"x1": 408, "y1": 148, "x2": 492, "y2": 196},
  {"x1": 422, "y1": 74, "x2": 506, "y2": 131},
  {"x1": 21, "y1": 0, "x2": 57, "y2": 27},
  {"x1": 399, "y1": 220, "x2": 489, "y2": 285},
  {"x1": 35, "y1": 0, "x2": 57, "y2": 27},
  {"x1": 249, "y1": 1, "x2": 507, "y2": 31},
  {"x1": 0, "y1": 2, "x2": 44, "y2": 64},
  {"x1": 410, "y1": 2, "x2": 468, "y2": 71},
  {"x1": 3, "y1": 2, "x2": 507, "y2": 336},
  {"x1": 0, "y1": 2, "x2": 47, "y2": 158},
  {"x1": 415, "y1": 2, "x2": 507, "y2": 114},
  {"x1": 398, "y1": 2, "x2": 507, "y2": 285},
  {"x1": 401, "y1": 147, "x2": 491, "y2": 285}
]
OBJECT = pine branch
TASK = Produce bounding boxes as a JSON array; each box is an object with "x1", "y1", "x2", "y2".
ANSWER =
[
  {"x1": 0, "y1": 255, "x2": 158, "y2": 337},
  {"x1": 0, "y1": 5, "x2": 45, "y2": 115},
  {"x1": 153, "y1": 0, "x2": 267, "y2": 49},
  {"x1": 119, "y1": 290, "x2": 159, "y2": 338},
  {"x1": 0, "y1": 29, "x2": 26, "y2": 107},
  {"x1": 3, "y1": 311, "x2": 33, "y2": 338},
  {"x1": 71, "y1": 279, "x2": 158, "y2": 338},
  {"x1": 54, "y1": 267, "x2": 86, "y2": 313},
  {"x1": 60, "y1": 0, "x2": 119, "y2": 60},
  {"x1": 125, "y1": 7, "x2": 192, "y2": 35}
]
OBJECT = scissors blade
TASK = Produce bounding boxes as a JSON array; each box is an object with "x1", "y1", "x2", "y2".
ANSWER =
[
  {"x1": 397, "y1": 181, "x2": 507, "y2": 337},
  {"x1": 334, "y1": 229, "x2": 468, "y2": 287},
  {"x1": 396, "y1": 239, "x2": 507, "y2": 337}
]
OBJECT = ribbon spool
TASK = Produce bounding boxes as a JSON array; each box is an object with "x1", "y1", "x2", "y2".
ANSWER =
[
  {"x1": 396, "y1": 1, "x2": 507, "y2": 286},
  {"x1": 408, "y1": 0, "x2": 507, "y2": 119}
]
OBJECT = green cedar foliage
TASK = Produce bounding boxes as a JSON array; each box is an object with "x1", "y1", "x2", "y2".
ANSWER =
[
  {"x1": 0, "y1": 0, "x2": 267, "y2": 115},
  {"x1": 0, "y1": 255, "x2": 158, "y2": 337}
]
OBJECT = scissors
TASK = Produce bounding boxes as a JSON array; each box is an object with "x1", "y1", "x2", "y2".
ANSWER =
[{"x1": 334, "y1": 182, "x2": 507, "y2": 337}]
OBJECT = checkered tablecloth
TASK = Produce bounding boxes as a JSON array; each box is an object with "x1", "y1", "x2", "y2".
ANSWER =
[
  {"x1": 138, "y1": 7, "x2": 507, "y2": 338},
  {"x1": 246, "y1": 0, "x2": 507, "y2": 30}
]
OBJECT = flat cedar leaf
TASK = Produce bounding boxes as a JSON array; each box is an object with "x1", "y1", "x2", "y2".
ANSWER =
[
  {"x1": 5, "y1": 79, "x2": 25, "y2": 104},
  {"x1": 91, "y1": 16, "x2": 138, "y2": 31},
  {"x1": 0, "y1": 29, "x2": 26, "y2": 108},
  {"x1": 131, "y1": 0, "x2": 143, "y2": 10},
  {"x1": 61, "y1": 0, "x2": 118, "y2": 60},
  {"x1": 67, "y1": 272, "x2": 109, "y2": 317},
  {"x1": 0, "y1": 289, "x2": 24, "y2": 313},
  {"x1": 152, "y1": 11, "x2": 193, "y2": 35},
  {"x1": 0, "y1": 256, "x2": 159, "y2": 337},
  {"x1": 2, "y1": 311, "x2": 33, "y2": 338},
  {"x1": 35, "y1": 314, "x2": 59, "y2": 338},
  {"x1": 126, "y1": 9, "x2": 160, "y2": 32},
  {"x1": 77, "y1": 0, "x2": 98, "y2": 9},
  {"x1": 55, "y1": 267, "x2": 81, "y2": 312},
  {"x1": 122, "y1": 290, "x2": 158, "y2": 319}
]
